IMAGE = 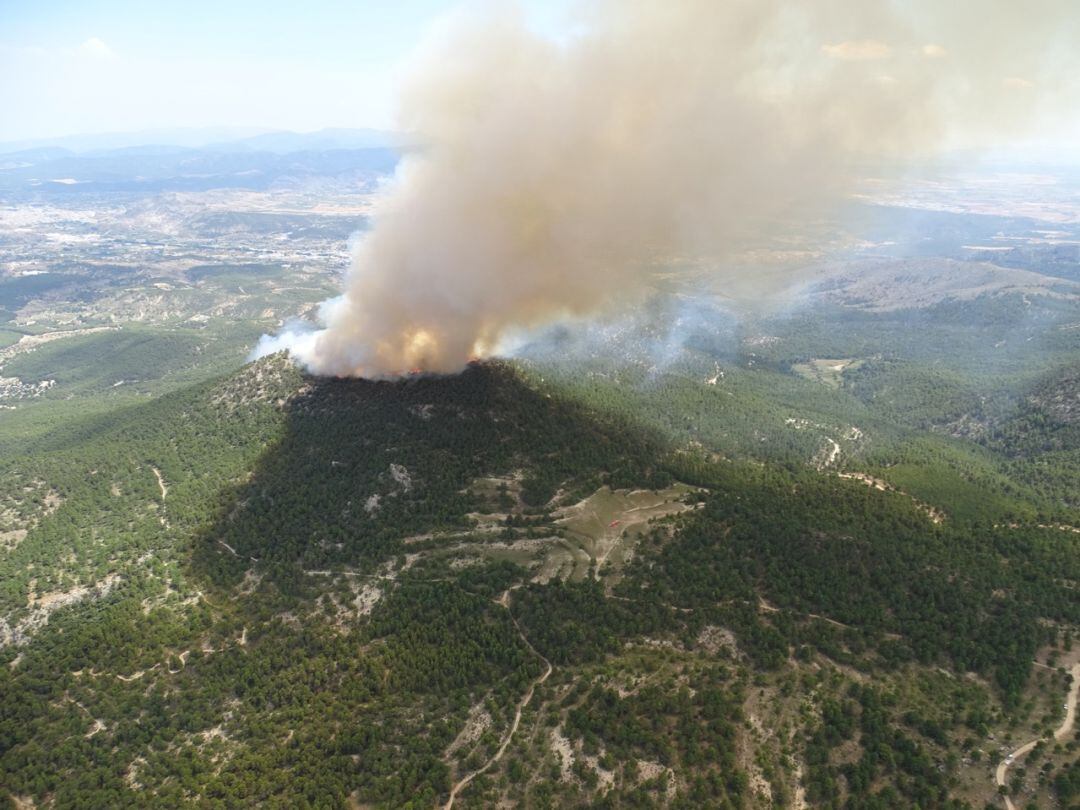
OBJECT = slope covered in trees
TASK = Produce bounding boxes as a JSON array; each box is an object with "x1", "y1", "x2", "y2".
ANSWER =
[{"x1": 1, "y1": 290, "x2": 1079, "y2": 808}]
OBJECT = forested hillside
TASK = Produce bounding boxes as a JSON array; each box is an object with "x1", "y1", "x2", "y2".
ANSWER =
[
  {"x1": 1, "y1": 215, "x2": 1079, "y2": 808},
  {"x1": 1, "y1": 323, "x2": 1078, "y2": 808}
]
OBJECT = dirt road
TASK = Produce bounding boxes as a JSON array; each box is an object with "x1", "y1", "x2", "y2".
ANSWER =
[
  {"x1": 996, "y1": 662, "x2": 1080, "y2": 809},
  {"x1": 444, "y1": 589, "x2": 552, "y2": 809},
  {"x1": 151, "y1": 467, "x2": 168, "y2": 500}
]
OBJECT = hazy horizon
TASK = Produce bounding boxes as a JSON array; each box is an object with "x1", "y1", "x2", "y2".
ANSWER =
[
  {"x1": 5, "y1": 0, "x2": 1080, "y2": 161},
  {"x1": 0, "y1": 0, "x2": 577, "y2": 144}
]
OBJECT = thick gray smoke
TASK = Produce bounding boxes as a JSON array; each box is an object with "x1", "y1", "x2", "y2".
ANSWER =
[{"x1": 272, "y1": 0, "x2": 1078, "y2": 377}]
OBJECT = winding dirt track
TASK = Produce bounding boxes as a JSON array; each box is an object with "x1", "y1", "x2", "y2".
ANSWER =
[
  {"x1": 443, "y1": 589, "x2": 552, "y2": 810},
  {"x1": 151, "y1": 467, "x2": 168, "y2": 501},
  {"x1": 996, "y1": 662, "x2": 1080, "y2": 809}
]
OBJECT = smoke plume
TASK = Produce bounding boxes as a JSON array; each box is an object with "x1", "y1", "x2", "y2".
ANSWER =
[{"x1": 279, "y1": 0, "x2": 1078, "y2": 377}]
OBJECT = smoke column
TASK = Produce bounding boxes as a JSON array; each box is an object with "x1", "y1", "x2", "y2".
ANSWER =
[{"x1": 277, "y1": 0, "x2": 1078, "y2": 377}]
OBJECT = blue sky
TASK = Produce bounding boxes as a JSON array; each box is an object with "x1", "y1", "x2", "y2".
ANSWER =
[{"x1": 0, "y1": 0, "x2": 576, "y2": 142}]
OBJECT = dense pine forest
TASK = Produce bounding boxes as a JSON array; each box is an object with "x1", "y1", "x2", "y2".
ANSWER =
[{"x1": 1, "y1": 250, "x2": 1079, "y2": 809}]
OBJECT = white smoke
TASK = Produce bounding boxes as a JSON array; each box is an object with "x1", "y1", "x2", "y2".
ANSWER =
[{"x1": 268, "y1": 0, "x2": 1079, "y2": 378}]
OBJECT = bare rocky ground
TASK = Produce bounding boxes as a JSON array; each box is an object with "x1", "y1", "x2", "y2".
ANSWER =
[{"x1": 400, "y1": 481, "x2": 699, "y2": 588}]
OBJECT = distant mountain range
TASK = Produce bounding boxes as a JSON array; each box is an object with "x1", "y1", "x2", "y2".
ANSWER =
[
  {"x1": 0, "y1": 129, "x2": 408, "y2": 196},
  {"x1": 0, "y1": 127, "x2": 404, "y2": 157}
]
